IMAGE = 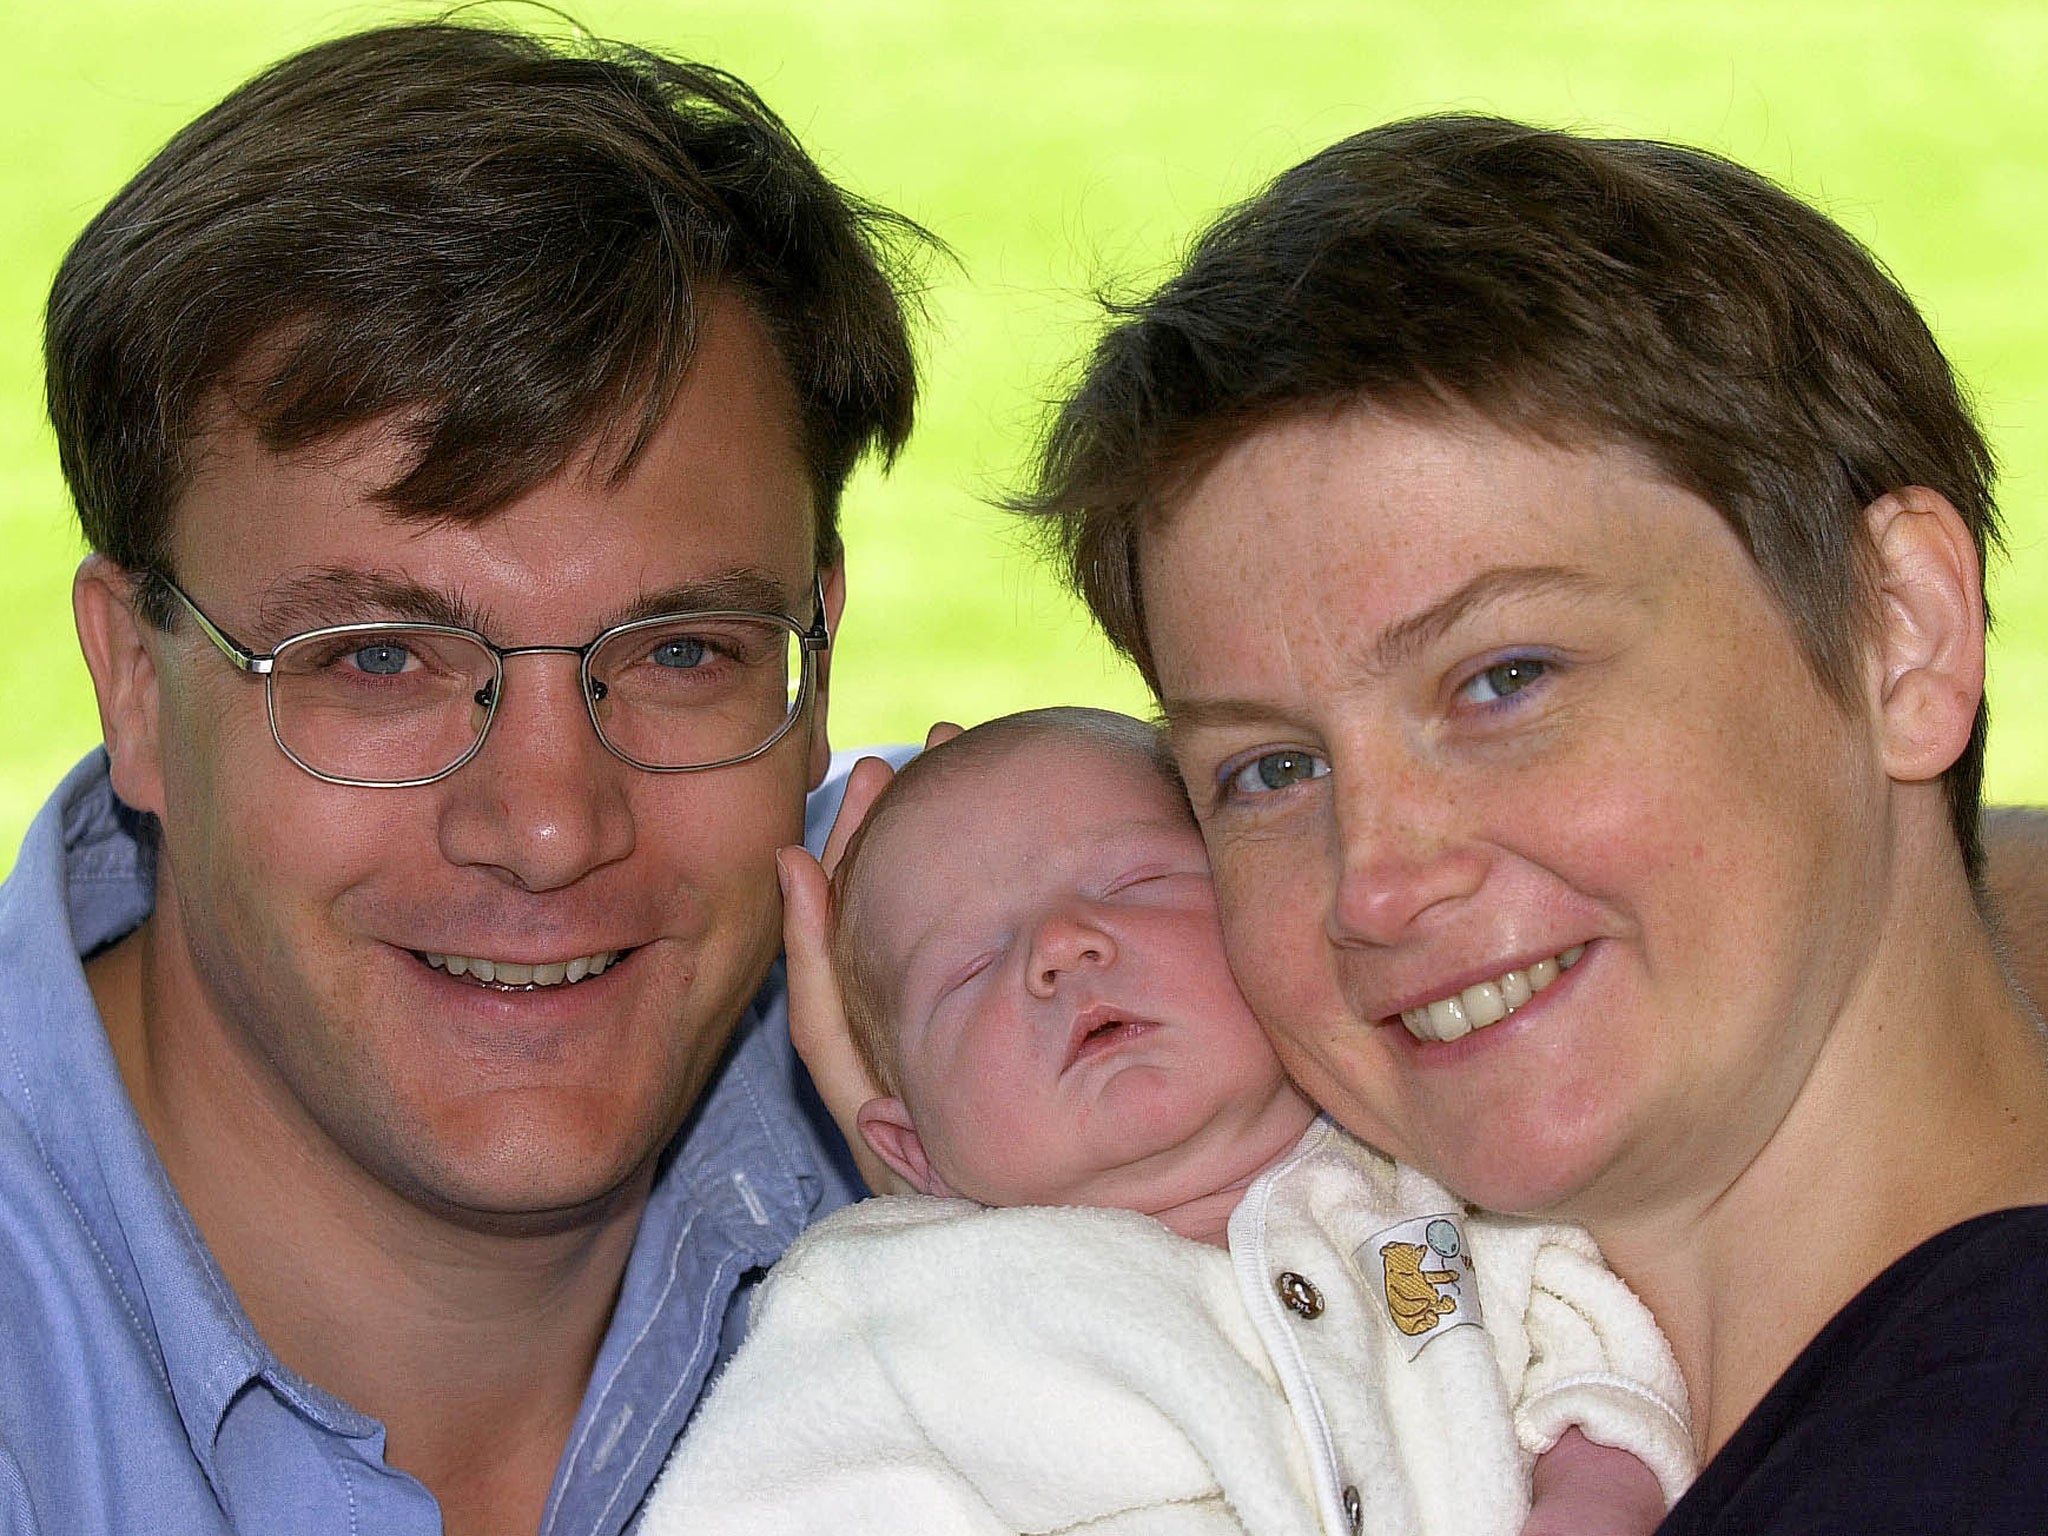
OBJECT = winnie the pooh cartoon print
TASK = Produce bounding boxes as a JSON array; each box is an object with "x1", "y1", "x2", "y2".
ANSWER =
[
  {"x1": 1363, "y1": 1214, "x2": 1481, "y2": 1357},
  {"x1": 1380, "y1": 1240, "x2": 1460, "y2": 1336}
]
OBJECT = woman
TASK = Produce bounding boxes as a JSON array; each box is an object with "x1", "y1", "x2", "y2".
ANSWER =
[{"x1": 787, "y1": 117, "x2": 2048, "y2": 1531}]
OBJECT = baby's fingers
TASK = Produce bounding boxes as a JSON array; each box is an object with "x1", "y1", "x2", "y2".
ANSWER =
[{"x1": 820, "y1": 755, "x2": 899, "y2": 876}]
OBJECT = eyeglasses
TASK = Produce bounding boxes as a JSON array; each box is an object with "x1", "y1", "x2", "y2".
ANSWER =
[{"x1": 160, "y1": 574, "x2": 832, "y2": 787}]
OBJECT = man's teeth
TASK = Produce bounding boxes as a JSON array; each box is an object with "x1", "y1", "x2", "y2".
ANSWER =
[
  {"x1": 1399, "y1": 946, "x2": 1585, "y2": 1043},
  {"x1": 423, "y1": 951, "x2": 618, "y2": 987}
]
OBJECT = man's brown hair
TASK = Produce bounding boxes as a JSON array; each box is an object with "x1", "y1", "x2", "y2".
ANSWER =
[
  {"x1": 1020, "y1": 114, "x2": 1999, "y2": 879},
  {"x1": 47, "y1": 20, "x2": 930, "y2": 626}
]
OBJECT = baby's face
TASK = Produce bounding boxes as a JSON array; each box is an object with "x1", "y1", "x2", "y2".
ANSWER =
[{"x1": 861, "y1": 734, "x2": 1314, "y2": 1217}]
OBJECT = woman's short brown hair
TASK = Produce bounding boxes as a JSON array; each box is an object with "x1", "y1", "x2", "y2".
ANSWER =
[{"x1": 1021, "y1": 114, "x2": 1998, "y2": 880}]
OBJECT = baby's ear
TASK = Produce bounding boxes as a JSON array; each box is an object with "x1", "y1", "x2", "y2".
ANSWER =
[{"x1": 855, "y1": 1096, "x2": 953, "y2": 1197}]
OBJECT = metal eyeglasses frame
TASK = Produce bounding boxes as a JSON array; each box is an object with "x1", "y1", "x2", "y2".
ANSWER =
[{"x1": 159, "y1": 573, "x2": 832, "y2": 788}]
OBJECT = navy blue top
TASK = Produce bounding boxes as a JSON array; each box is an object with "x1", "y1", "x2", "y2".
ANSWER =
[
  {"x1": 1658, "y1": 1204, "x2": 2048, "y2": 1535},
  {"x1": 0, "y1": 750, "x2": 886, "y2": 1536}
]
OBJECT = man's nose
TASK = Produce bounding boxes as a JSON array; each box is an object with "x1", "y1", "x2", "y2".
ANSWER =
[
  {"x1": 1326, "y1": 756, "x2": 1487, "y2": 948},
  {"x1": 436, "y1": 655, "x2": 634, "y2": 891},
  {"x1": 1025, "y1": 906, "x2": 1118, "y2": 997}
]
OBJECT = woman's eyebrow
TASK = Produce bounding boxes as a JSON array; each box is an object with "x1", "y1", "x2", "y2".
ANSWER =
[
  {"x1": 1156, "y1": 695, "x2": 1289, "y2": 736},
  {"x1": 1362, "y1": 563, "x2": 1616, "y2": 675},
  {"x1": 1158, "y1": 564, "x2": 1619, "y2": 735}
]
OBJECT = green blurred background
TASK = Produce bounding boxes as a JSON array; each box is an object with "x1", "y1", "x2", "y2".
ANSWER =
[{"x1": 5, "y1": 0, "x2": 2045, "y2": 868}]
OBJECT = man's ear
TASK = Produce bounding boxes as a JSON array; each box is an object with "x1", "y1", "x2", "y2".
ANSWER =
[
  {"x1": 1864, "y1": 488, "x2": 1985, "y2": 784},
  {"x1": 855, "y1": 1094, "x2": 954, "y2": 1197},
  {"x1": 806, "y1": 563, "x2": 846, "y2": 791},
  {"x1": 73, "y1": 556, "x2": 168, "y2": 817}
]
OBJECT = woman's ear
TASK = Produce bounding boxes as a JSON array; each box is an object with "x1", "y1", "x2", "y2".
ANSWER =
[
  {"x1": 1863, "y1": 488, "x2": 1985, "y2": 785},
  {"x1": 855, "y1": 1095, "x2": 954, "y2": 1197},
  {"x1": 73, "y1": 556, "x2": 168, "y2": 817}
]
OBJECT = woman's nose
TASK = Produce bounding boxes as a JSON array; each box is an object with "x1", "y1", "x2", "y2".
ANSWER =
[{"x1": 1327, "y1": 761, "x2": 1488, "y2": 947}]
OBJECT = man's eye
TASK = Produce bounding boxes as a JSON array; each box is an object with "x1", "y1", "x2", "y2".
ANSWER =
[
  {"x1": 652, "y1": 636, "x2": 709, "y2": 669},
  {"x1": 348, "y1": 642, "x2": 413, "y2": 676},
  {"x1": 1224, "y1": 749, "x2": 1329, "y2": 797},
  {"x1": 1461, "y1": 657, "x2": 1547, "y2": 705}
]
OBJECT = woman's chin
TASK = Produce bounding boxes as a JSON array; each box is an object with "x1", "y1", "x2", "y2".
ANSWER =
[{"x1": 1355, "y1": 1095, "x2": 1631, "y2": 1219}]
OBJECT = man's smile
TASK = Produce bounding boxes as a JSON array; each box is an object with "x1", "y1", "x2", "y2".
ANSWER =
[{"x1": 418, "y1": 946, "x2": 635, "y2": 989}]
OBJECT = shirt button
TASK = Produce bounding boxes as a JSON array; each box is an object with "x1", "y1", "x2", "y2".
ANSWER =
[
  {"x1": 1275, "y1": 1270, "x2": 1324, "y2": 1319},
  {"x1": 1342, "y1": 1484, "x2": 1363, "y2": 1532}
]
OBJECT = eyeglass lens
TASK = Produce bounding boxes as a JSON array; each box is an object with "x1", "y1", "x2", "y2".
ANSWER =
[{"x1": 268, "y1": 617, "x2": 804, "y2": 782}]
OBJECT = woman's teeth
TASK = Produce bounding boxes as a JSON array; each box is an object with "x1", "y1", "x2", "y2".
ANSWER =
[
  {"x1": 1399, "y1": 945, "x2": 1585, "y2": 1043},
  {"x1": 423, "y1": 951, "x2": 619, "y2": 987}
]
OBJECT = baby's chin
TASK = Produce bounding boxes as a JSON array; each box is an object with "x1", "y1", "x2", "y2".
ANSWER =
[
  {"x1": 1162, "y1": 1090, "x2": 1320, "y2": 1205},
  {"x1": 987, "y1": 1090, "x2": 1323, "y2": 1225}
]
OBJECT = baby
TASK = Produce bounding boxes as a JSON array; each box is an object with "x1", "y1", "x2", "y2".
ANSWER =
[{"x1": 644, "y1": 709, "x2": 1693, "y2": 1536}]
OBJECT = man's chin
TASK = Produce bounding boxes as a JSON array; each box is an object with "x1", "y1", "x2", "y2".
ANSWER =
[
  {"x1": 306, "y1": 925, "x2": 765, "y2": 1227},
  {"x1": 361, "y1": 1083, "x2": 688, "y2": 1236}
]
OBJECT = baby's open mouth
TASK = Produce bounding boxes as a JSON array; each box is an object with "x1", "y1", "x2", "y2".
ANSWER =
[
  {"x1": 1067, "y1": 1007, "x2": 1158, "y2": 1066},
  {"x1": 1397, "y1": 945, "x2": 1585, "y2": 1042},
  {"x1": 417, "y1": 948, "x2": 629, "y2": 990}
]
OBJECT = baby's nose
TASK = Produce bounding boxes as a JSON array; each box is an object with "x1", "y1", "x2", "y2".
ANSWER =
[{"x1": 1026, "y1": 910, "x2": 1117, "y2": 995}]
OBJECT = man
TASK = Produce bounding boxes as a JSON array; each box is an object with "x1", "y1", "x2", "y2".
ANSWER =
[{"x1": 1, "y1": 21, "x2": 922, "y2": 1535}]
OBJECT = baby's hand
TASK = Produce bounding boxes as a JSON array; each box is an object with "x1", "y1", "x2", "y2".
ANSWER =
[
  {"x1": 1519, "y1": 1428, "x2": 1666, "y2": 1536},
  {"x1": 781, "y1": 724, "x2": 961, "y2": 1196}
]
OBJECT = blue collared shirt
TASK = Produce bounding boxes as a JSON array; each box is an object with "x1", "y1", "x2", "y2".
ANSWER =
[{"x1": 0, "y1": 750, "x2": 881, "y2": 1535}]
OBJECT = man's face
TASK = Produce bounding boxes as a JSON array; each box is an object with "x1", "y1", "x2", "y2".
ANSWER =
[
  {"x1": 119, "y1": 298, "x2": 834, "y2": 1226},
  {"x1": 863, "y1": 737, "x2": 1313, "y2": 1215},
  {"x1": 1141, "y1": 408, "x2": 1888, "y2": 1223}
]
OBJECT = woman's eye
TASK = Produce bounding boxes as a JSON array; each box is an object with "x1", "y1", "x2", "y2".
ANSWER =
[
  {"x1": 1460, "y1": 657, "x2": 1548, "y2": 705},
  {"x1": 1224, "y1": 749, "x2": 1329, "y2": 797}
]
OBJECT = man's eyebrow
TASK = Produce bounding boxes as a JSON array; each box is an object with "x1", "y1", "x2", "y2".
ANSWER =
[
  {"x1": 253, "y1": 565, "x2": 809, "y2": 638},
  {"x1": 1158, "y1": 564, "x2": 1619, "y2": 734},
  {"x1": 257, "y1": 570, "x2": 480, "y2": 634},
  {"x1": 612, "y1": 569, "x2": 809, "y2": 626}
]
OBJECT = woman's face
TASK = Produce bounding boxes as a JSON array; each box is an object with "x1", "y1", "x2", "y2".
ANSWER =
[{"x1": 1138, "y1": 407, "x2": 1889, "y2": 1225}]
